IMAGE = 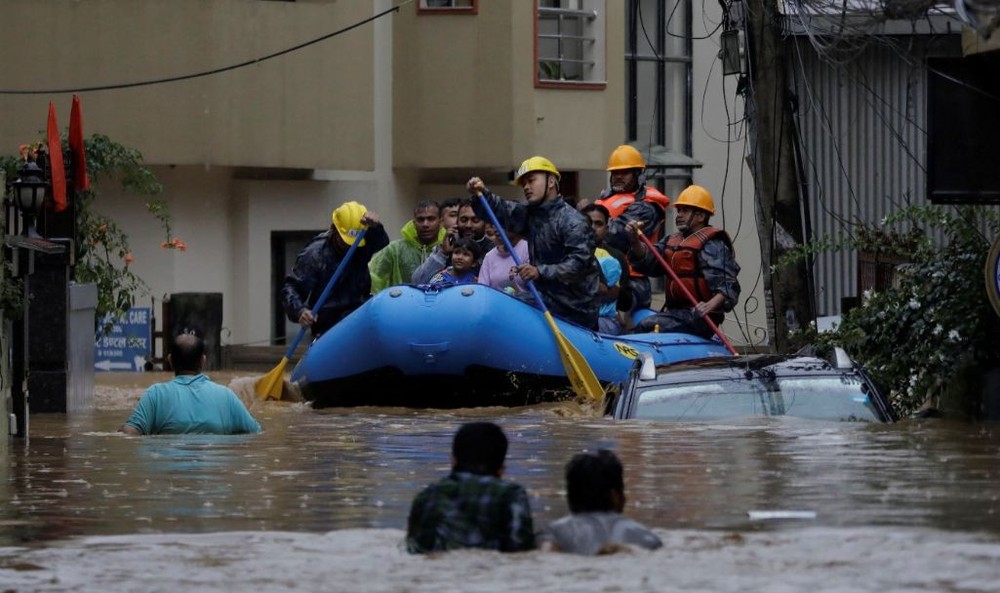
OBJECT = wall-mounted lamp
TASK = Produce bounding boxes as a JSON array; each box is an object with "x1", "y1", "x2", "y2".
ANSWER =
[{"x1": 10, "y1": 158, "x2": 48, "y2": 237}]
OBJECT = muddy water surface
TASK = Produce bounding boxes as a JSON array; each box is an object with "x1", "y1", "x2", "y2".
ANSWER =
[{"x1": 2, "y1": 371, "x2": 999, "y2": 591}]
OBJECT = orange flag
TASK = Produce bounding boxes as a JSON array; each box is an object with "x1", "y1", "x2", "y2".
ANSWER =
[
  {"x1": 46, "y1": 102, "x2": 67, "y2": 212},
  {"x1": 69, "y1": 95, "x2": 89, "y2": 192}
]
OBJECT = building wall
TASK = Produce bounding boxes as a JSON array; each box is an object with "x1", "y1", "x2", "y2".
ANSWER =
[
  {"x1": 2, "y1": 0, "x2": 763, "y2": 351},
  {"x1": 0, "y1": 1, "x2": 397, "y2": 349},
  {"x1": 394, "y1": 1, "x2": 625, "y2": 173},
  {"x1": 393, "y1": 2, "x2": 515, "y2": 167},
  {"x1": 515, "y1": 3, "x2": 626, "y2": 173},
  {"x1": 92, "y1": 169, "x2": 390, "y2": 347},
  {"x1": 0, "y1": 0, "x2": 375, "y2": 170}
]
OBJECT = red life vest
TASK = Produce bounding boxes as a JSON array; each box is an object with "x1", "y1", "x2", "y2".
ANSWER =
[
  {"x1": 662, "y1": 226, "x2": 732, "y2": 312},
  {"x1": 597, "y1": 185, "x2": 670, "y2": 220},
  {"x1": 597, "y1": 186, "x2": 670, "y2": 278}
]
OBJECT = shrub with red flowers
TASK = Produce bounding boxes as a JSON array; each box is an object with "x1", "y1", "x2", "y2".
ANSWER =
[
  {"x1": 2, "y1": 134, "x2": 175, "y2": 326},
  {"x1": 160, "y1": 237, "x2": 186, "y2": 251}
]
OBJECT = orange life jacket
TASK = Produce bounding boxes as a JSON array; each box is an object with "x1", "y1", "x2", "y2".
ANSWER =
[
  {"x1": 662, "y1": 227, "x2": 732, "y2": 314},
  {"x1": 597, "y1": 185, "x2": 670, "y2": 220},
  {"x1": 597, "y1": 186, "x2": 670, "y2": 278}
]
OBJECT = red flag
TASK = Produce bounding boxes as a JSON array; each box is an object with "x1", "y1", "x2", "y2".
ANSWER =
[
  {"x1": 69, "y1": 94, "x2": 89, "y2": 192},
  {"x1": 46, "y1": 102, "x2": 67, "y2": 212}
]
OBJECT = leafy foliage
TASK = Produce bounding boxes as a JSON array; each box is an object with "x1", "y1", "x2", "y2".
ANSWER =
[
  {"x1": 0, "y1": 221, "x2": 22, "y2": 318},
  {"x1": 2, "y1": 134, "x2": 172, "y2": 328},
  {"x1": 538, "y1": 61, "x2": 581, "y2": 81},
  {"x1": 0, "y1": 166, "x2": 24, "y2": 317},
  {"x1": 788, "y1": 205, "x2": 1000, "y2": 417}
]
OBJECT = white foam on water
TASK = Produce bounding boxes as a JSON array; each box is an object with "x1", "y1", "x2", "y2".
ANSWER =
[{"x1": 2, "y1": 527, "x2": 999, "y2": 592}]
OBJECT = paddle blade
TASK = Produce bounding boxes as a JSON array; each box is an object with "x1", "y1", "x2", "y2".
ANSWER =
[
  {"x1": 543, "y1": 312, "x2": 605, "y2": 404},
  {"x1": 255, "y1": 357, "x2": 290, "y2": 401}
]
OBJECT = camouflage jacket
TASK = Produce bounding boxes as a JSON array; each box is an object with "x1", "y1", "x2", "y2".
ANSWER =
[
  {"x1": 599, "y1": 185, "x2": 669, "y2": 255},
  {"x1": 280, "y1": 225, "x2": 389, "y2": 336},
  {"x1": 406, "y1": 472, "x2": 536, "y2": 554},
  {"x1": 631, "y1": 228, "x2": 741, "y2": 312},
  {"x1": 474, "y1": 190, "x2": 599, "y2": 329}
]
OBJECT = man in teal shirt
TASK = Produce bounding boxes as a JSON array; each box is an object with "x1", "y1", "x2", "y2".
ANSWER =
[
  {"x1": 120, "y1": 330, "x2": 261, "y2": 435},
  {"x1": 369, "y1": 200, "x2": 445, "y2": 293}
]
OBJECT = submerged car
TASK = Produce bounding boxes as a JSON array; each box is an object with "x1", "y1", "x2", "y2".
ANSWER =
[{"x1": 610, "y1": 348, "x2": 896, "y2": 423}]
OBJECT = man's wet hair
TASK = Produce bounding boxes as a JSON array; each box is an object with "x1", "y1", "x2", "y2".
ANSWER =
[
  {"x1": 452, "y1": 422, "x2": 508, "y2": 475},
  {"x1": 440, "y1": 197, "x2": 463, "y2": 210},
  {"x1": 565, "y1": 449, "x2": 624, "y2": 513},
  {"x1": 580, "y1": 203, "x2": 611, "y2": 222},
  {"x1": 170, "y1": 327, "x2": 205, "y2": 373},
  {"x1": 451, "y1": 236, "x2": 482, "y2": 262},
  {"x1": 414, "y1": 199, "x2": 440, "y2": 216}
]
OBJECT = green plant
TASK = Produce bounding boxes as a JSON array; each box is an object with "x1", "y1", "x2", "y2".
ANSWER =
[
  {"x1": 538, "y1": 60, "x2": 581, "y2": 81},
  {"x1": 2, "y1": 134, "x2": 176, "y2": 329},
  {"x1": 0, "y1": 168, "x2": 21, "y2": 317},
  {"x1": 786, "y1": 205, "x2": 1000, "y2": 417},
  {"x1": 0, "y1": 263, "x2": 23, "y2": 318}
]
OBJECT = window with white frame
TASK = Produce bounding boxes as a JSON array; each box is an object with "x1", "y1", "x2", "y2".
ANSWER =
[
  {"x1": 418, "y1": 0, "x2": 477, "y2": 13},
  {"x1": 536, "y1": 0, "x2": 606, "y2": 86}
]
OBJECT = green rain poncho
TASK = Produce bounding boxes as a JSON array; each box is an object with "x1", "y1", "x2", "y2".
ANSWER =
[{"x1": 368, "y1": 219, "x2": 445, "y2": 293}]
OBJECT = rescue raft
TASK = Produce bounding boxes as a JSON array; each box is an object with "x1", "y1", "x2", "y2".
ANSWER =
[{"x1": 290, "y1": 283, "x2": 730, "y2": 407}]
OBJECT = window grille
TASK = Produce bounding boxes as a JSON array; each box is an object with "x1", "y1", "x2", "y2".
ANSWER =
[{"x1": 538, "y1": 5, "x2": 600, "y2": 82}]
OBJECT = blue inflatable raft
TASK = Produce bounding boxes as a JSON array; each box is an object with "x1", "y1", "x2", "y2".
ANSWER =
[{"x1": 290, "y1": 284, "x2": 730, "y2": 407}]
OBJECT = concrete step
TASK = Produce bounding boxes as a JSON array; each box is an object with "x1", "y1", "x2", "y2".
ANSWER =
[{"x1": 222, "y1": 344, "x2": 308, "y2": 372}]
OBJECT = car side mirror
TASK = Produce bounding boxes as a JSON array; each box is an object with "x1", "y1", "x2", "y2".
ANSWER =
[
  {"x1": 833, "y1": 347, "x2": 854, "y2": 370},
  {"x1": 639, "y1": 352, "x2": 656, "y2": 380}
]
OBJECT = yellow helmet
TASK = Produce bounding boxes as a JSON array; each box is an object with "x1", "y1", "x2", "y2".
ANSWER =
[
  {"x1": 331, "y1": 201, "x2": 368, "y2": 246},
  {"x1": 606, "y1": 144, "x2": 645, "y2": 171},
  {"x1": 673, "y1": 185, "x2": 715, "y2": 215},
  {"x1": 513, "y1": 156, "x2": 560, "y2": 185}
]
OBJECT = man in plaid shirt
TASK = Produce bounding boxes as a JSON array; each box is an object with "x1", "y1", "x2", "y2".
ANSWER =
[{"x1": 406, "y1": 422, "x2": 535, "y2": 553}]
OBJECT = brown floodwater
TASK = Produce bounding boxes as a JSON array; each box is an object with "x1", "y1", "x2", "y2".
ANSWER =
[{"x1": 3, "y1": 371, "x2": 1000, "y2": 547}]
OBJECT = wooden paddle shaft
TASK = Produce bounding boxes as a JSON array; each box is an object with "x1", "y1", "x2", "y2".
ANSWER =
[{"x1": 637, "y1": 230, "x2": 738, "y2": 355}]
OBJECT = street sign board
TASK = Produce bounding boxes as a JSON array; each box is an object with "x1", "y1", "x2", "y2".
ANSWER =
[
  {"x1": 987, "y1": 236, "x2": 1000, "y2": 321},
  {"x1": 94, "y1": 307, "x2": 151, "y2": 372}
]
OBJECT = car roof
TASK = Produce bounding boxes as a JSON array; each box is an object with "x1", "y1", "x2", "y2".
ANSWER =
[
  {"x1": 648, "y1": 354, "x2": 841, "y2": 381},
  {"x1": 614, "y1": 352, "x2": 895, "y2": 423}
]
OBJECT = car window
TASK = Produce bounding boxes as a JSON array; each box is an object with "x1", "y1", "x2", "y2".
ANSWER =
[{"x1": 632, "y1": 372, "x2": 881, "y2": 422}]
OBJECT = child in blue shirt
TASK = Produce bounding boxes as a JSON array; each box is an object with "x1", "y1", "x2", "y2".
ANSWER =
[{"x1": 428, "y1": 237, "x2": 481, "y2": 285}]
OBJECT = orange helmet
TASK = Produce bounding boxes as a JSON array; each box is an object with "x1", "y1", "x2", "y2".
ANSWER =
[
  {"x1": 673, "y1": 185, "x2": 715, "y2": 215},
  {"x1": 606, "y1": 145, "x2": 645, "y2": 171}
]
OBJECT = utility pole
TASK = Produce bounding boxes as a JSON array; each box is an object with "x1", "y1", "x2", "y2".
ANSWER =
[{"x1": 741, "y1": 0, "x2": 814, "y2": 352}]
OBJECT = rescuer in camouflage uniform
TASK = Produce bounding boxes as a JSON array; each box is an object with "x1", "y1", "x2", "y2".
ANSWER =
[
  {"x1": 281, "y1": 201, "x2": 390, "y2": 337},
  {"x1": 468, "y1": 156, "x2": 599, "y2": 330},
  {"x1": 626, "y1": 185, "x2": 740, "y2": 339}
]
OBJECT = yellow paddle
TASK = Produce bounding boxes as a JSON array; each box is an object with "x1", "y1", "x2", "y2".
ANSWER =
[
  {"x1": 255, "y1": 227, "x2": 368, "y2": 400},
  {"x1": 476, "y1": 193, "x2": 604, "y2": 403}
]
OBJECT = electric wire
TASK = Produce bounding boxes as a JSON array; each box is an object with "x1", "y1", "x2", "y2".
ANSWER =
[
  {"x1": 0, "y1": 1, "x2": 410, "y2": 95},
  {"x1": 782, "y1": 3, "x2": 1000, "y2": 316},
  {"x1": 704, "y1": 0, "x2": 758, "y2": 344},
  {"x1": 701, "y1": 0, "x2": 757, "y2": 345}
]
